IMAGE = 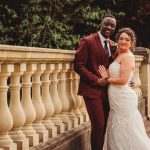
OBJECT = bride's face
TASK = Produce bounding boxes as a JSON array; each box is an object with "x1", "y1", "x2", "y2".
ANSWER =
[{"x1": 117, "y1": 32, "x2": 132, "y2": 52}]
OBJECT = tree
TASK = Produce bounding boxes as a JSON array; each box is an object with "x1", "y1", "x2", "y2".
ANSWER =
[
  {"x1": 0, "y1": 0, "x2": 149, "y2": 49},
  {"x1": 111, "y1": 0, "x2": 150, "y2": 47},
  {"x1": 0, "y1": 0, "x2": 113, "y2": 49}
]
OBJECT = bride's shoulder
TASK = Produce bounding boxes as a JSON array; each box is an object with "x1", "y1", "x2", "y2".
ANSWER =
[
  {"x1": 115, "y1": 52, "x2": 134, "y2": 63},
  {"x1": 121, "y1": 52, "x2": 134, "y2": 60},
  {"x1": 120, "y1": 53, "x2": 135, "y2": 67}
]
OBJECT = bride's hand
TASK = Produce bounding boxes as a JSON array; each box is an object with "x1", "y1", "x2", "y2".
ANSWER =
[{"x1": 98, "y1": 65, "x2": 109, "y2": 79}]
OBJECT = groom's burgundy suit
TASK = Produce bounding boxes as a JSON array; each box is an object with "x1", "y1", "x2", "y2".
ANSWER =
[{"x1": 74, "y1": 33, "x2": 115, "y2": 150}]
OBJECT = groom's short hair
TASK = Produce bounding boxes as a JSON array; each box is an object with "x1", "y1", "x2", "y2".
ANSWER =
[{"x1": 101, "y1": 14, "x2": 116, "y2": 22}]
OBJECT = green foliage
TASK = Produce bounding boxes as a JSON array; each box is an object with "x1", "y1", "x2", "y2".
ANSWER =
[{"x1": 0, "y1": 0, "x2": 149, "y2": 49}]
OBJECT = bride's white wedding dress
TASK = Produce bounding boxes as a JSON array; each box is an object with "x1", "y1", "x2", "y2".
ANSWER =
[{"x1": 103, "y1": 61, "x2": 150, "y2": 150}]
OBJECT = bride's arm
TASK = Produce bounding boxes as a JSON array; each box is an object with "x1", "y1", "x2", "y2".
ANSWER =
[{"x1": 108, "y1": 56, "x2": 135, "y2": 85}]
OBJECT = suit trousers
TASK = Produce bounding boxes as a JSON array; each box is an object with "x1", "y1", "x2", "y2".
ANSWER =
[{"x1": 83, "y1": 96, "x2": 109, "y2": 150}]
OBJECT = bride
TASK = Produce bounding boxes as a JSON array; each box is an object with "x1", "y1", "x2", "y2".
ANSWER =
[{"x1": 99, "y1": 27, "x2": 150, "y2": 150}]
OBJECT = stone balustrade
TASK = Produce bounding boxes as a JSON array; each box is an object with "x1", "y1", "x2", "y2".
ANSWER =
[{"x1": 0, "y1": 45, "x2": 146, "y2": 150}]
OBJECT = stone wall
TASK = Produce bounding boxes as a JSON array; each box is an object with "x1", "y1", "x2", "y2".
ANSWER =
[{"x1": 31, "y1": 122, "x2": 91, "y2": 150}]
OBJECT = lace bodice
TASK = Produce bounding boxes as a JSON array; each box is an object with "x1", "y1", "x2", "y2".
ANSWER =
[{"x1": 109, "y1": 61, "x2": 133, "y2": 85}]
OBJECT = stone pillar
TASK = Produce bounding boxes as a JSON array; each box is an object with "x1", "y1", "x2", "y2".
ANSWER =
[
  {"x1": 9, "y1": 64, "x2": 29, "y2": 150},
  {"x1": 0, "y1": 64, "x2": 16, "y2": 150},
  {"x1": 32, "y1": 64, "x2": 48, "y2": 142},
  {"x1": 42, "y1": 64, "x2": 57, "y2": 138},
  {"x1": 134, "y1": 47, "x2": 150, "y2": 119},
  {"x1": 66, "y1": 63, "x2": 78, "y2": 128},
  {"x1": 58, "y1": 63, "x2": 72, "y2": 131},
  {"x1": 21, "y1": 64, "x2": 39, "y2": 147},
  {"x1": 50, "y1": 64, "x2": 65, "y2": 134}
]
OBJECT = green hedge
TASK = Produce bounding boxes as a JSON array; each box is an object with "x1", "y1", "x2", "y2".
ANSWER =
[{"x1": 0, "y1": 0, "x2": 149, "y2": 49}]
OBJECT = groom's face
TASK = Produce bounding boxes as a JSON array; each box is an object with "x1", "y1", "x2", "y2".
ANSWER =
[{"x1": 100, "y1": 17, "x2": 116, "y2": 38}]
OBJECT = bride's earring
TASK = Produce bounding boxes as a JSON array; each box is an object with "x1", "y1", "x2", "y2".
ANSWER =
[{"x1": 129, "y1": 44, "x2": 132, "y2": 50}]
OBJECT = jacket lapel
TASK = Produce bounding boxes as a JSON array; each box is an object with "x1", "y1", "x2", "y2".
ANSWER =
[{"x1": 93, "y1": 33, "x2": 108, "y2": 58}]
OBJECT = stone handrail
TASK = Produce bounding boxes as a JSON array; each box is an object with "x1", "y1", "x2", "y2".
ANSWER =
[{"x1": 0, "y1": 45, "x2": 145, "y2": 150}]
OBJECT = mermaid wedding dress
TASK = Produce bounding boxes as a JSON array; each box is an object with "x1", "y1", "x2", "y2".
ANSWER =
[{"x1": 103, "y1": 61, "x2": 150, "y2": 150}]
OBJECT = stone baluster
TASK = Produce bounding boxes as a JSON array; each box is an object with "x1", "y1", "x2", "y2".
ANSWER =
[
  {"x1": 58, "y1": 63, "x2": 72, "y2": 131},
  {"x1": 0, "y1": 64, "x2": 17, "y2": 150},
  {"x1": 133, "y1": 57, "x2": 143, "y2": 99},
  {"x1": 75, "y1": 72, "x2": 89, "y2": 122},
  {"x1": 9, "y1": 64, "x2": 29, "y2": 150},
  {"x1": 32, "y1": 64, "x2": 48, "y2": 142},
  {"x1": 133, "y1": 56, "x2": 145, "y2": 118},
  {"x1": 72, "y1": 71, "x2": 84, "y2": 124},
  {"x1": 50, "y1": 64, "x2": 65, "y2": 134},
  {"x1": 79, "y1": 96, "x2": 89, "y2": 122},
  {"x1": 21, "y1": 64, "x2": 39, "y2": 147},
  {"x1": 65, "y1": 63, "x2": 78, "y2": 128},
  {"x1": 42, "y1": 64, "x2": 57, "y2": 138}
]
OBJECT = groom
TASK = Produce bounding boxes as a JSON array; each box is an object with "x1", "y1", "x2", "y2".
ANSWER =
[{"x1": 74, "y1": 15, "x2": 117, "y2": 150}]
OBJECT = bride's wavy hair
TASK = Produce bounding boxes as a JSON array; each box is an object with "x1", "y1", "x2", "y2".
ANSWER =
[{"x1": 115, "y1": 27, "x2": 136, "y2": 51}]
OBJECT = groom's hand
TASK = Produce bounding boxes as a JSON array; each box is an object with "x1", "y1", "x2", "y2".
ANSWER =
[
  {"x1": 97, "y1": 78, "x2": 108, "y2": 86},
  {"x1": 129, "y1": 80, "x2": 135, "y2": 88}
]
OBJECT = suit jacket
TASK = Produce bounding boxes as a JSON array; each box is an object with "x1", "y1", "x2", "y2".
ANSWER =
[{"x1": 74, "y1": 32, "x2": 116, "y2": 98}]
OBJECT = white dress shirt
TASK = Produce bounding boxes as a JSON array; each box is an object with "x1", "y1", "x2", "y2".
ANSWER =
[{"x1": 98, "y1": 32, "x2": 111, "y2": 57}]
